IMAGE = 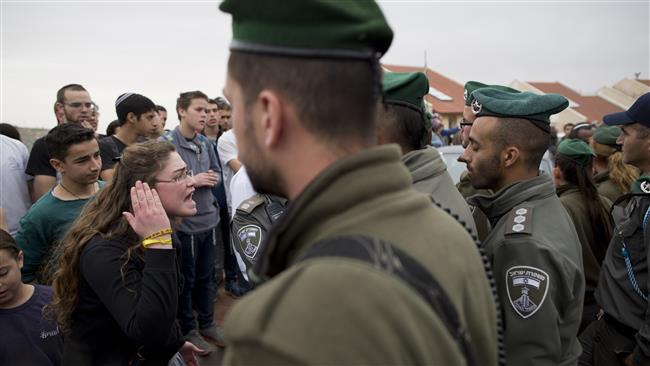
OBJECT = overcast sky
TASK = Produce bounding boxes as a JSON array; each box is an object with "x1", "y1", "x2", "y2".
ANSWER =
[{"x1": 1, "y1": 0, "x2": 648, "y2": 133}]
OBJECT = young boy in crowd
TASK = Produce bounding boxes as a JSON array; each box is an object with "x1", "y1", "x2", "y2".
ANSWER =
[
  {"x1": 16, "y1": 123, "x2": 104, "y2": 283},
  {"x1": 0, "y1": 229, "x2": 63, "y2": 365}
]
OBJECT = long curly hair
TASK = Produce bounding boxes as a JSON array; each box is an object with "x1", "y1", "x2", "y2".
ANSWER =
[
  {"x1": 49, "y1": 140, "x2": 176, "y2": 335},
  {"x1": 591, "y1": 141, "x2": 639, "y2": 194}
]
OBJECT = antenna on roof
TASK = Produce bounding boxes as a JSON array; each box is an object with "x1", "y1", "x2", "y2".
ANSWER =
[
  {"x1": 634, "y1": 72, "x2": 641, "y2": 80},
  {"x1": 423, "y1": 50, "x2": 428, "y2": 73}
]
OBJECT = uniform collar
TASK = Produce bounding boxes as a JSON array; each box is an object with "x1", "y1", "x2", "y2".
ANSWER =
[
  {"x1": 468, "y1": 173, "x2": 555, "y2": 221},
  {"x1": 252, "y1": 145, "x2": 411, "y2": 281}
]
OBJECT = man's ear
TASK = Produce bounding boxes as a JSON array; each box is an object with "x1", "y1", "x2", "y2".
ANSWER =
[
  {"x1": 50, "y1": 158, "x2": 65, "y2": 173},
  {"x1": 258, "y1": 90, "x2": 284, "y2": 148},
  {"x1": 503, "y1": 146, "x2": 521, "y2": 168},
  {"x1": 126, "y1": 112, "x2": 137, "y2": 124},
  {"x1": 17, "y1": 251, "x2": 24, "y2": 269}
]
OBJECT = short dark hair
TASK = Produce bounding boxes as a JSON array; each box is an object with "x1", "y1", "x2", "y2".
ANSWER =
[
  {"x1": 115, "y1": 93, "x2": 156, "y2": 124},
  {"x1": 0, "y1": 123, "x2": 21, "y2": 141},
  {"x1": 106, "y1": 120, "x2": 121, "y2": 136},
  {"x1": 212, "y1": 97, "x2": 231, "y2": 111},
  {"x1": 155, "y1": 105, "x2": 167, "y2": 113},
  {"x1": 56, "y1": 84, "x2": 86, "y2": 104},
  {"x1": 176, "y1": 91, "x2": 209, "y2": 120},
  {"x1": 228, "y1": 51, "x2": 380, "y2": 149},
  {"x1": 45, "y1": 123, "x2": 96, "y2": 161},
  {"x1": 493, "y1": 118, "x2": 549, "y2": 170},
  {"x1": 0, "y1": 229, "x2": 20, "y2": 260},
  {"x1": 378, "y1": 104, "x2": 429, "y2": 152}
]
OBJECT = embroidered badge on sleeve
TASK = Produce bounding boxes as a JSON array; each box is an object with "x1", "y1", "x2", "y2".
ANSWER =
[{"x1": 505, "y1": 265, "x2": 550, "y2": 319}]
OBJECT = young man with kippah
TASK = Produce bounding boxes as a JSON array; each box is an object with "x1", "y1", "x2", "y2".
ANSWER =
[
  {"x1": 579, "y1": 92, "x2": 650, "y2": 366},
  {"x1": 377, "y1": 71, "x2": 477, "y2": 235},
  {"x1": 459, "y1": 88, "x2": 585, "y2": 365},
  {"x1": 218, "y1": 1, "x2": 499, "y2": 364},
  {"x1": 98, "y1": 93, "x2": 160, "y2": 181}
]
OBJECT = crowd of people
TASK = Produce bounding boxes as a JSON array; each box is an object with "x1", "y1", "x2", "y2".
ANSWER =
[{"x1": 2, "y1": 1, "x2": 650, "y2": 365}]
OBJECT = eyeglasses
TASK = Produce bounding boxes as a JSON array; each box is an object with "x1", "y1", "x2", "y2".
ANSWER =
[
  {"x1": 65, "y1": 102, "x2": 95, "y2": 109},
  {"x1": 155, "y1": 168, "x2": 193, "y2": 184},
  {"x1": 459, "y1": 118, "x2": 473, "y2": 128}
]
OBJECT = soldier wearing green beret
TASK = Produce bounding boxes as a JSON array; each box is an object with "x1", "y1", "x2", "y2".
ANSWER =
[
  {"x1": 218, "y1": 1, "x2": 499, "y2": 365},
  {"x1": 377, "y1": 71, "x2": 477, "y2": 235},
  {"x1": 580, "y1": 92, "x2": 650, "y2": 366},
  {"x1": 457, "y1": 82, "x2": 520, "y2": 240},
  {"x1": 459, "y1": 87, "x2": 585, "y2": 366},
  {"x1": 591, "y1": 124, "x2": 639, "y2": 205},
  {"x1": 553, "y1": 138, "x2": 613, "y2": 332}
]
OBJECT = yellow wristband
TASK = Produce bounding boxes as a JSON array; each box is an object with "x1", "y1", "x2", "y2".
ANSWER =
[
  {"x1": 142, "y1": 237, "x2": 173, "y2": 248},
  {"x1": 143, "y1": 228, "x2": 173, "y2": 241}
]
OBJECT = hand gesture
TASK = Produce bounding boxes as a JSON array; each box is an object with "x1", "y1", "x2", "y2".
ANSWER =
[
  {"x1": 179, "y1": 341, "x2": 203, "y2": 366},
  {"x1": 193, "y1": 170, "x2": 219, "y2": 187},
  {"x1": 122, "y1": 181, "x2": 171, "y2": 239}
]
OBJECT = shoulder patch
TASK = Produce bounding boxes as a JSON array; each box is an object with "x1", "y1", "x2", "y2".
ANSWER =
[
  {"x1": 237, "y1": 224, "x2": 262, "y2": 260},
  {"x1": 504, "y1": 205, "x2": 533, "y2": 236},
  {"x1": 505, "y1": 265, "x2": 550, "y2": 319},
  {"x1": 236, "y1": 195, "x2": 265, "y2": 214}
]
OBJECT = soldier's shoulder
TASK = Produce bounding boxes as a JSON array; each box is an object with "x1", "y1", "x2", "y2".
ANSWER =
[
  {"x1": 503, "y1": 205, "x2": 534, "y2": 236},
  {"x1": 236, "y1": 194, "x2": 265, "y2": 214}
]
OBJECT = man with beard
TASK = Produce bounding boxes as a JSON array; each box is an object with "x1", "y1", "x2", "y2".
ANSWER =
[
  {"x1": 459, "y1": 87, "x2": 584, "y2": 366},
  {"x1": 218, "y1": 1, "x2": 499, "y2": 364},
  {"x1": 16, "y1": 123, "x2": 104, "y2": 283},
  {"x1": 26, "y1": 84, "x2": 94, "y2": 203},
  {"x1": 376, "y1": 71, "x2": 476, "y2": 234},
  {"x1": 579, "y1": 92, "x2": 650, "y2": 366}
]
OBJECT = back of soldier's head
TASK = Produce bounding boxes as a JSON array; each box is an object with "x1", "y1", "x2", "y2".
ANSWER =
[{"x1": 221, "y1": 0, "x2": 393, "y2": 149}]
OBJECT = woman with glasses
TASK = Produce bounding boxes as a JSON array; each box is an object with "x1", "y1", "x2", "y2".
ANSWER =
[
  {"x1": 552, "y1": 138, "x2": 614, "y2": 333},
  {"x1": 50, "y1": 140, "x2": 202, "y2": 365}
]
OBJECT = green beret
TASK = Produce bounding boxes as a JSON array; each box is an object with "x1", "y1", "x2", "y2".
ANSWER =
[
  {"x1": 219, "y1": 0, "x2": 394, "y2": 59},
  {"x1": 557, "y1": 138, "x2": 596, "y2": 165},
  {"x1": 470, "y1": 88, "x2": 569, "y2": 133},
  {"x1": 464, "y1": 81, "x2": 520, "y2": 106},
  {"x1": 383, "y1": 72, "x2": 430, "y2": 128},
  {"x1": 593, "y1": 124, "x2": 621, "y2": 146}
]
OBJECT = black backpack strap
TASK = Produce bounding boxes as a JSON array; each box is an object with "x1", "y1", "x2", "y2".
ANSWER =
[{"x1": 297, "y1": 234, "x2": 478, "y2": 366}]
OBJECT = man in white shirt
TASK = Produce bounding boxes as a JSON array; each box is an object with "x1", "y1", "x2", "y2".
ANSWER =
[
  {"x1": 0, "y1": 135, "x2": 32, "y2": 236},
  {"x1": 217, "y1": 129, "x2": 241, "y2": 214}
]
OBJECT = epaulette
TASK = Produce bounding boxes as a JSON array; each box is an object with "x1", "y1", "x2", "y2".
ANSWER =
[
  {"x1": 504, "y1": 205, "x2": 533, "y2": 236},
  {"x1": 236, "y1": 195, "x2": 265, "y2": 214}
]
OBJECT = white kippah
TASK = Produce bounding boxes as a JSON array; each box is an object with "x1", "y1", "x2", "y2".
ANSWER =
[{"x1": 115, "y1": 93, "x2": 135, "y2": 108}]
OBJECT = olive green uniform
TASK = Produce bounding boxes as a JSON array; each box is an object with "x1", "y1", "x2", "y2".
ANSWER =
[
  {"x1": 403, "y1": 146, "x2": 477, "y2": 235},
  {"x1": 469, "y1": 174, "x2": 585, "y2": 366},
  {"x1": 593, "y1": 171, "x2": 624, "y2": 205},
  {"x1": 556, "y1": 185, "x2": 612, "y2": 330},
  {"x1": 223, "y1": 146, "x2": 498, "y2": 365},
  {"x1": 587, "y1": 193, "x2": 650, "y2": 365}
]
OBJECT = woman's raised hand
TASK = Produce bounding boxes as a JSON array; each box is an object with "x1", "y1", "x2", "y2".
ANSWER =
[{"x1": 122, "y1": 181, "x2": 171, "y2": 239}]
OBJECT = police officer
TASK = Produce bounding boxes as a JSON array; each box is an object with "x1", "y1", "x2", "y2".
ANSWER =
[
  {"x1": 579, "y1": 92, "x2": 650, "y2": 366},
  {"x1": 377, "y1": 71, "x2": 477, "y2": 234},
  {"x1": 591, "y1": 124, "x2": 639, "y2": 205},
  {"x1": 231, "y1": 192, "x2": 286, "y2": 290},
  {"x1": 457, "y1": 81, "x2": 520, "y2": 241},
  {"x1": 218, "y1": 1, "x2": 499, "y2": 364},
  {"x1": 456, "y1": 81, "x2": 519, "y2": 199},
  {"x1": 459, "y1": 87, "x2": 585, "y2": 366},
  {"x1": 553, "y1": 138, "x2": 613, "y2": 332}
]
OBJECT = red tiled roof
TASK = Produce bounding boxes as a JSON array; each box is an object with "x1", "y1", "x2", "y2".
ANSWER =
[
  {"x1": 639, "y1": 79, "x2": 650, "y2": 87},
  {"x1": 528, "y1": 82, "x2": 624, "y2": 123},
  {"x1": 383, "y1": 64, "x2": 464, "y2": 114}
]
